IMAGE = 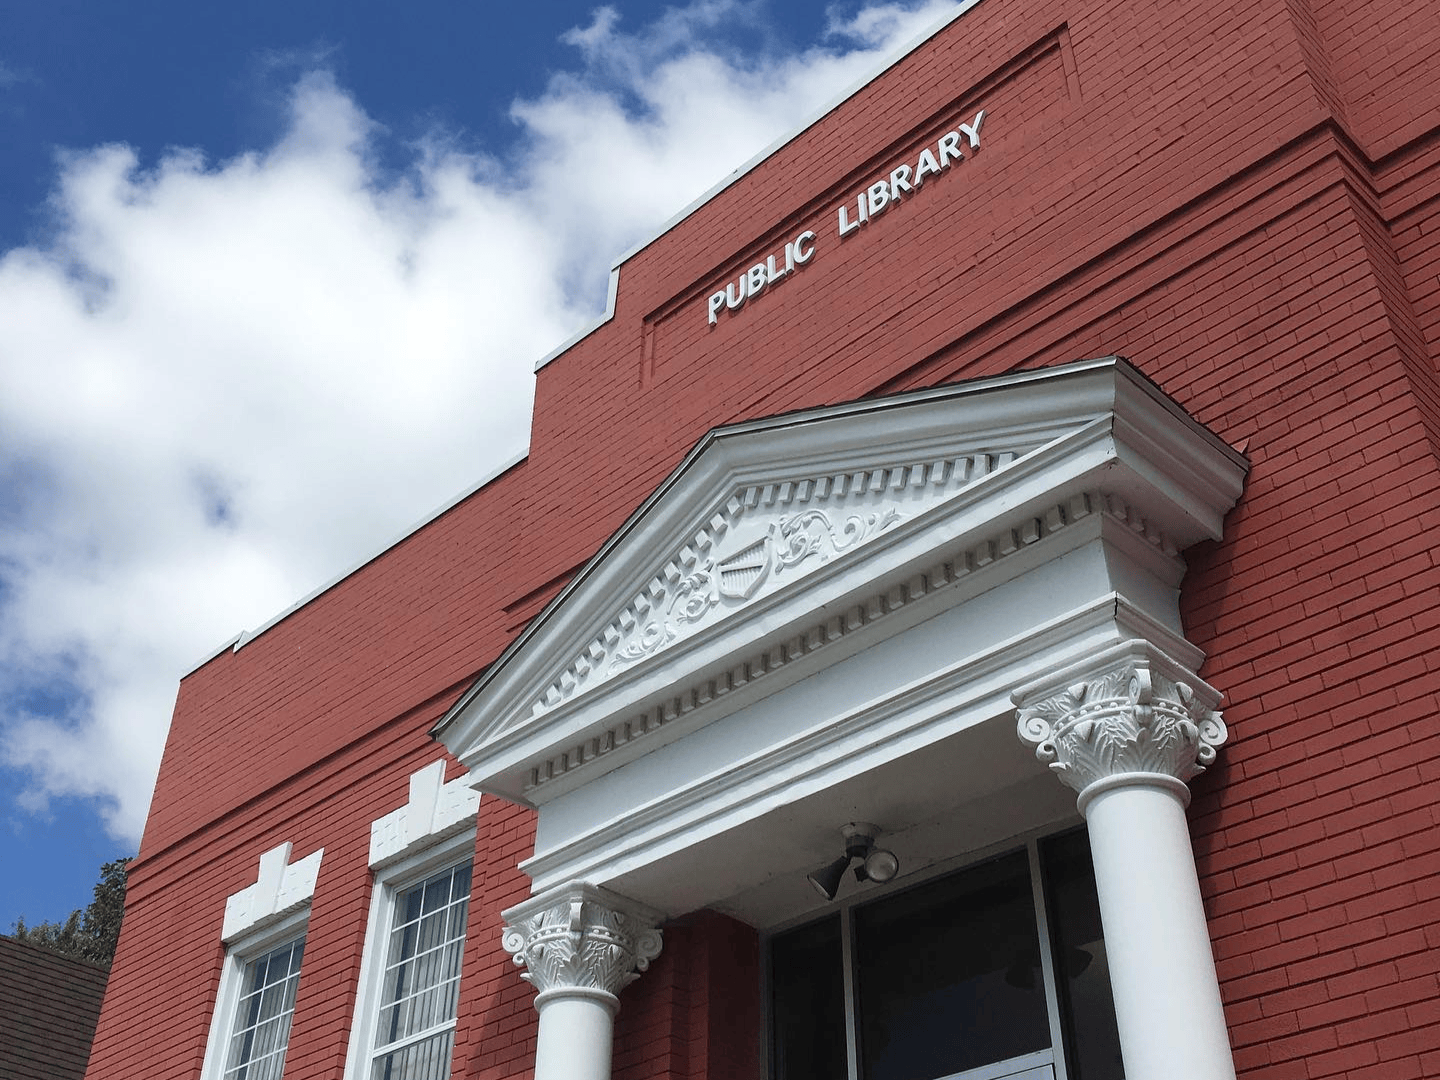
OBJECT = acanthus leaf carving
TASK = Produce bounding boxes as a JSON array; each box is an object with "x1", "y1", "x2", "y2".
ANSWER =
[
  {"x1": 501, "y1": 884, "x2": 664, "y2": 1001},
  {"x1": 1015, "y1": 647, "x2": 1226, "y2": 798}
]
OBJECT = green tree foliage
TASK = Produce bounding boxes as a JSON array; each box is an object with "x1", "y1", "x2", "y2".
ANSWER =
[{"x1": 9, "y1": 856, "x2": 132, "y2": 967}]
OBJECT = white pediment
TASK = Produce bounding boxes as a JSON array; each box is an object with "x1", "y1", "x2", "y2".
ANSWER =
[
  {"x1": 437, "y1": 358, "x2": 1247, "y2": 828},
  {"x1": 534, "y1": 444, "x2": 1032, "y2": 721}
]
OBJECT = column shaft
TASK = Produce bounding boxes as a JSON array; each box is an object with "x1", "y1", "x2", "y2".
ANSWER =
[
  {"x1": 534, "y1": 992, "x2": 618, "y2": 1080},
  {"x1": 1084, "y1": 781, "x2": 1235, "y2": 1080},
  {"x1": 1014, "y1": 641, "x2": 1238, "y2": 1080}
]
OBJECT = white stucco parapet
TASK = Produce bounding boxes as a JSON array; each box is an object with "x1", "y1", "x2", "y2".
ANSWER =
[
  {"x1": 221, "y1": 842, "x2": 323, "y2": 943},
  {"x1": 369, "y1": 760, "x2": 481, "y2": 870}
]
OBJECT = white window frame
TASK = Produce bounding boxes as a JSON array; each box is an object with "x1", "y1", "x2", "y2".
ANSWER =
[
  {"x1": 201, "y1": 842, "x2": 322, "y2": 1080},
  {"x1": 200, "y1": 908, "x2": 310, "y2": 1080},
  {"x1": 343, "y1": 825, "x2": 477, "y2": 1080}
]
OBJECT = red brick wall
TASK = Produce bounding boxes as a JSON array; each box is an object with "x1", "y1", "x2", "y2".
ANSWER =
[
  {"x1": 606, "y1": 911, "x2": 760, "y2": 1080},
  {"x1": 87, "y1": 0, "x2": 1440, "y2": 1078}
]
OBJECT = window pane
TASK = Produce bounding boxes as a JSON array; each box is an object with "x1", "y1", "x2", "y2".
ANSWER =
[
  {"x1": 853, "y1": 850, "x2": 1050, "y2": 1080},
  {"x1": 1041, "y1": 830, "x2": 1123, "y2": 1080},
  {"x1": 370, "y1": 1029, "x2": 455, "y2": 1080},
  {"x1": 770, "y1": 914, "x2": 847, "y2": 1080},
  {"x1": 373, "y1": 860, "x2": 471, "y2": 1067},
  {"x1": 224, "y1": 934, "x2": 305, "y2": 1080}
]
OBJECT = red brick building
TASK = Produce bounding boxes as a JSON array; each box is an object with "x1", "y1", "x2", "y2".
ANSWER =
[{"x1": 85, "y1": 2, "x2": 1440, "y2": 1079}]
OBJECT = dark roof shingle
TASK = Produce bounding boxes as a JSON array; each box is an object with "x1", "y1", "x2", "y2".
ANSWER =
[{"x1": 0, "y1": 937, "x2": 109, "y2": 1080}]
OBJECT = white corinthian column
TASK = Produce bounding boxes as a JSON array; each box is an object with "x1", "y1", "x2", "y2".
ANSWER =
[
  {"x1": 501, "y1": 882, "x2": 664, "y2": 1080},
  {"x1": 1015, "y1": 639, "x2": 1237, "y2": 1080}
]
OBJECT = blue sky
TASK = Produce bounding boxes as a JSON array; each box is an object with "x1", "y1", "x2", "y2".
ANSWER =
[{"x1": 0, "y1": 0, "x2": 967, "y2": 932}]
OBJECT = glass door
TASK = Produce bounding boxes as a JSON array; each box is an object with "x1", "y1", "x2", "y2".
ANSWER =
[{"x1": 768, "y1": 831, "x2": 1124, "y2": 1080}]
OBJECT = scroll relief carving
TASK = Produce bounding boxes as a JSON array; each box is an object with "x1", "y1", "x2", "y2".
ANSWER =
[
  {"x1": 1016, "y1": 653, "x2": 1226, "y2": 797},
  {"x1": 610, "y1": 506, "x2": 900, "y2": 669},
  {"x1": 525, "y1": 488, "x2": 1185, "y2": 793},
  {"x1": 534, "y1": 450, "x2": 1032, "y2": 718},
  {"x1": 502, "y1": 889, "x2": 663, "y2": 1000}
]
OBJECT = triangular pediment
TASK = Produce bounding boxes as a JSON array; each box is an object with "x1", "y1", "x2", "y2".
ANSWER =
[
  {"x1": 437, "y1": 358, "x2": 1247, "y2": 807},
  {"x1": 535, "y1": 444, "x2": 1032, "y2": 719}
]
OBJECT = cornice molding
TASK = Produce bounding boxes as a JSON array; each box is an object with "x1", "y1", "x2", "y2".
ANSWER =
[
  {"x1": 517, "y1": 593, "x2": 1190, "y2": 895},
  {"x1": 1013, "y1": 639, "x2": 1226, "y2": 810},
  {"x1": 533, "y1": 449, "x2": 1028, "y2": 721},
  {"x1": 522, "y1": 488, "x2": 1179, "y2": 795},
  {"x1": 438, "y1": 358, "x2": 1248, "y2": 810},
  {"x1": 501, "y1": 882, "x2": 664, "y2": 1006}
]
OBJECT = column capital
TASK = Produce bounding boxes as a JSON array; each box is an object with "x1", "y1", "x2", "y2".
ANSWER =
[
  {"x1": 501, "y1": 882, "x2": 664, "y2": 1005},
  {"x1": 1013, "y1": 639, "x2": 1227, "y2": 810}
]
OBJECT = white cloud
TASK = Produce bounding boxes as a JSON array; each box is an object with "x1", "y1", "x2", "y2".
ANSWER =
[
  {"x1": 0, "y1": 1, "x2": 963, "y2": 847},
  {"x1": 0, "y1": 61, "x2": 28, "y2": 90}
]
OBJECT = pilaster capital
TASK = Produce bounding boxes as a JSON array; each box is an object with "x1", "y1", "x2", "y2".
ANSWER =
[
  {"x1": 501, "y1": 882, "x2": 664, "y2": 1004},
  {"x1": 1013, "y1": 639, "x2": 1227, "y2": 809}
]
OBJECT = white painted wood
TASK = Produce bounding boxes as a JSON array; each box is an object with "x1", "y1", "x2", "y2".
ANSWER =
[
  {"x1": 1085, "y1": 782, "x2": 1237, "y2": 1080},
  {"x1": 438, "y1": 358, "x2": 1247, "y2": 811},
  {"x1": 341, "y1": 828, "x2": 477, "y2": 1080},
  {"x1": 199, "y1": 908, "x2": 309, "y2": 1080},
  {"x1": 434, "y1": 358, "x2": 1246, "y2": 930}
]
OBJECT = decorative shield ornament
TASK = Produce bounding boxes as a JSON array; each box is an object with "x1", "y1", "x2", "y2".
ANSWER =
[{"x1": 716, "y1": 537, "x2": 772, "y2": 600}]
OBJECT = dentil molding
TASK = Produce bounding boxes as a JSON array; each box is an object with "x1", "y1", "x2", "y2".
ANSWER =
[
  {"x1": 522, "y1": 488, "x2": 1181, "y2": 795},
  {"x1": 1014, "y1": 639, "x2": 1226, "y2": 809},
  {"x1": 501, "y1": 882, "x2": 665, "y2": 1004},
  {"x1": 437, "y1": 357, "x2": 1250, "y2": 815},
  {"x1": 534, "y1": 450, "x2": 1028, "y2": 720}
]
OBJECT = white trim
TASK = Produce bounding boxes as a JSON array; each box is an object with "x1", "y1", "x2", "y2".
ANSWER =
[
  {"x1": 222, "y1": 842, "x2": 323, "y2": 944},
  {"x1": 517, "y1": 594, "x2": 1179, "y2": 898},
  {"x1": 342, "y1": 827, "x2": 478, "y2": 1080},
  {"x1": 533, "y1": 0, "x2": 986, "y2": 373},
  {"x1": 369, "y1": 761, "x2": 482, "y2": 870},
  {"x1": 840, "y1": 902, "x2": 860, "y2": 1080},
  {"x1": 942, "y1": 1052, "x2": 1055, "y2": 1080},
  {"x1": 440, "y1": 359, "x2": 1247, "y2": 814},
  {"x1": 1028, "y1": 843, "x2": 1070, "y2": 1080},
  {"x1": 199, "y1": 907, "x2": 309, "y2": 1080}
]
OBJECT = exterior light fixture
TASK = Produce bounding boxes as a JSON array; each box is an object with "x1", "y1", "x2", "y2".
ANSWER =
[
  {"x1": 858, "y1": 846, "x2": 900, "y2": 884},
  {"x1": 806, "y1": 822, "x2": 900, "y2": 901},
  {"x1": 806, "y1": 855, "x2": 854, "y2": 901}
]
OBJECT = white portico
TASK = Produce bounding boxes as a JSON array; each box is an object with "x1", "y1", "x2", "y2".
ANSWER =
[{"x1": 436, "y1": 357, "x2": 1249, "y2": 1080}]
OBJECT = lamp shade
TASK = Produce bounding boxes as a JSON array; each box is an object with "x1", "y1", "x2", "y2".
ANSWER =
[{"x1": 807, "y1": 855, "x2": 853, "y2": 900}]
